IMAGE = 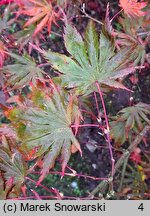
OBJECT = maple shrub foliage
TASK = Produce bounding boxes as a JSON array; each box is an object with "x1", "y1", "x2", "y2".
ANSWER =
[{"x1": 0, "y1": 0, "x2": 150, "y2": 200}]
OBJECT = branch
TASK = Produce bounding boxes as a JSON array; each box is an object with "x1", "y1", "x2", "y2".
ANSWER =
[
  {"x1": 88, "y1": 125, "x2": 150, "y2": 198},
  {"x1": 79, "y1": 3, "x2": 104, "y2": 25},
  {"x1": 95, "y1": 81, "x2": 115, "y2": 178}
]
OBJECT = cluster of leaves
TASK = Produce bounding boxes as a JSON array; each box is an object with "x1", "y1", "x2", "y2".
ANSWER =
[
  {"x1": 0, "y1": 0, "x2": 150, "y2": 199},
  {"x1": 16, "y1": 0, "x2": 61, "y2": 36},
  {"x1": 0, "y1": 0, "x2": 63, "y2": 56}
]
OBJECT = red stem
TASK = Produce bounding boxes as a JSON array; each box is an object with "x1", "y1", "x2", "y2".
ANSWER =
[
  {"x1": 71, "y1": 124, "x2": 100, "y2": 128},
  {"x1": 110, "y1": 9, "x2": 123, "y2": 22},
  {"x1": 11, "y1": 195, "x2": 100, "y2": 200},
  {"x1": 38, "y1": 63, "x2": 51, "y2": 68},
  {"x1": 26, "y1": 177, "x2": 53, "y2": 194},
  {"x1": 32, "y1": 171, "x2": 108, "y2": 181},
  {"x1": 71, "y1": 123, "x2": 104, "y2": 131},
  {"x1": 95, "y1": 81, "x2": 115, "y2": 179},
  {"x1": 94, "y1": 91, "x2": 100, "y2": 118}
]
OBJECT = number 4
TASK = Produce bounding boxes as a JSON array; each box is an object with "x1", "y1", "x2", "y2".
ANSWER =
[{"x1": 138, "y1": 203, "x2": 144, "y2": 211}]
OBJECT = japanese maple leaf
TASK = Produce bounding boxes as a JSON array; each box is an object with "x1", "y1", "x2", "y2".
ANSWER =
[
  {"x1": 119, "y1": 0, "x2": 147, "y2": 17},
  {"x1": 17, "y1": 0, "x2": 60, "y2": 36},
  {"x1": 6, "y1": 82, "x2": 82, "y2": 183},
  {"x1": 110, "y1": 102, "x2": 150, "y2": 146},
  {"x1": 2, "y1": 52, "x2": 44, "y2": 88},
  {"x1": 115, "y1": 16, "x2": 146, "y2": 66},
  {"x1": 0, "y1": 136, "x2": 27, "y2": 198},
  {"x1": 0, "y1": 41, "x2": 7, "y2": 68},
  {"x1": 39, "y1": 21, "x2": 135, "y2": 95}
]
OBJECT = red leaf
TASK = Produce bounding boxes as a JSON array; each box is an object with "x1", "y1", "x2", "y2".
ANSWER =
[
  {"x1": 34, "y1": 14, "x2": 49, "y2": 36},
  {"x1": 0, "y1": 0, "x2": 14, "y2": 6},
  {"x1": 130, "y1": 147, "x2": 142, "y2": 164},
  {"x1": 129, "y1": 75, "x2": 139, "y2": 84},
  {"x1": 21, "y1": 185, "x2": 27, "y2": 198},
  {"x1": 119, "y1": 0, "x2": 147, "y2": 17},
  {"x1": 17, "y1": 0, "x2": 61, "y2": 35}
]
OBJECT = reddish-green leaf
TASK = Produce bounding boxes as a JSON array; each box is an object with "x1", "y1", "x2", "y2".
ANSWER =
[
  {"x1": 0, "y1": 137, "x2": 27, "y2": 199},
  {"x1": 6, "y1": 82, "x2": 82, "y2": 183},
  {"x1": 41, "y1": 21, "x2": 135, "y2": 95},
  {"x1": 116, "y1": 16, "x2": 147, "y2": 66},
  {"x1": 17, "y1": 0, "x2": 60, "y2": 36},
  {"x1": 2, "y1": 52, "x2": 44, "y2": 88},
  {"x1": 110, "y1": 102, "x2": 150, "y2": 146}
]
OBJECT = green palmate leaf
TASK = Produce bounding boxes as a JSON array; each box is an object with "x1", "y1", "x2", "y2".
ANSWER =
[
  {"x1": 2, "y1": 52, "x2": 44, "y2": 89},
  {"x1": 116, "y1": 16, "x2": 147, "y2": 66},
  {"x1": 6, "y1": 82, "x2": 82, "y2": 183},
  {"x1": 0, "y1": 148, "x2": 26, "y2": 185},
  {"x1": 116, "y1": 33, "x2": 146, "y2": 66},
  {"x1": 110, "y1": 120, "x2": 126, "y2": 146},
  {"x1": 110, "y1": 103, "x2": 150, "y2": 146},
  {"x1": 0, "y1": 136, "x2": 27, "y2": 199},
  {"x1": 41, "y1": 21, "x2": 135, "y2": 95},
  {"x1": 0, "y1": 173, "x2": 16, "y2": 200},
  {"x1": 119, "y1": 103, "x2": 150, "y2": 131}
]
